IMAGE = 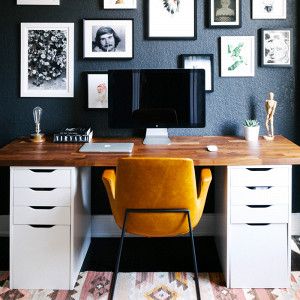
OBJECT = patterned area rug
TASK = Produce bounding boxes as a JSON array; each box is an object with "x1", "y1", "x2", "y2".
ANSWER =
[{"x1": 1, "y1": 271, "x2": 300, "y2": 300}]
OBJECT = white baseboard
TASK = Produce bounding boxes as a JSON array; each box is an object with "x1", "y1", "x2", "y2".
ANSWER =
[{"x1": 1, "y1": 213, "x2": 300, "y2": 237}]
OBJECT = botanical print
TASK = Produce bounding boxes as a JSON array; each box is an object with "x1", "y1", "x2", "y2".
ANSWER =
[
  {"x1": 252, "y1": 0, "x2": 286, "y2": 19},
  {"x1": 88, "y1": 74, "x2": 108, "y2": 109},
  {"x1": 263, "y1": 30, "x2": 291, "y2": 65},
  {"x1": 163, "y1": 0, "x2": 180, "y2": 14},
  {"x1": 221, "y1": 36, "x2": 255, "y2": 77},
  {"x1": 214, "y1": 0, "x2": 236, "y2": 22},
  {"x1": 28, "y1": 30, "x2": 67, "y2": 90}
]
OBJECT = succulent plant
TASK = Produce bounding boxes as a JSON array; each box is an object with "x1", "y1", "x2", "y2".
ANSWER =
[{"x1": 243, "y1": 119, "x2": 259, "y2": 127}]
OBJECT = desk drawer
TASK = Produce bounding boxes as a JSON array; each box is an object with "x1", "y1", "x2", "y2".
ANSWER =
[
  {"x1": 14, "y1": 188, "x2": 71, "y2": 207},
  {"x1": 230, "y1": 167, "x2": 290, "y2": 187},
  {"x1": 231, "y1": 186, "x2": 289, "y2": 205},
  {"x1": 14, "y1": 206, "x2": 70, "y2": 225},
  {"x1": 231, "y1": 204, "x2": 288, "y2": 224},
  {"x1": 11, "y1": 225, "x2": 70, "y2": 289},
  {"x1": 13, "y1": 168, "x2": 71, "y2": 188}
]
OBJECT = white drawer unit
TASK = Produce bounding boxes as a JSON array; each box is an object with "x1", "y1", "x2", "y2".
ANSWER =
[
  {"x1": 10, "y1": 167, "x2": 91, "y2": 290},
  {"x1": 215, "y1": 165, "x2": 291, "y2": 289}
]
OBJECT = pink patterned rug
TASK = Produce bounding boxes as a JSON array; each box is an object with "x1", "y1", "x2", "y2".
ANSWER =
[{"x1": 1, "y1": 271, "x2": 300, "y2": 299}]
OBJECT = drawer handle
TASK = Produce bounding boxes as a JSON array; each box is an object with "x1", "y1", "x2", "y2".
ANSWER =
[
  {"x1": 246, "y1": 186, "x2": 272, "y2": 190},
  {"x1": 29, "y1": 169, "x2": 56, "y2": 173},
  {"x1": 246, "y1": 223, "x2": 271, "y2": 226},
  {"x1": 29, "y1": 225, "x2": 55, "y2": 228},
  {"x1": 247, "y1": 205, "x2": 271, "y2": 208},
  {"x1": 30, "y1": 206, "x2": 55, "y2": 210},
  {"x1": 30, "y1": 188, "x2": 56, "y2": 191},
  {"x1": 246, "y1": 168, "x2": 272, "y2": 172}
]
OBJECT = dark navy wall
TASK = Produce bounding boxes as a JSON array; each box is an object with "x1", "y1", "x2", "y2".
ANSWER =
[{"x1": 0, "y1": 0, "x2": 299, "y2": 214}]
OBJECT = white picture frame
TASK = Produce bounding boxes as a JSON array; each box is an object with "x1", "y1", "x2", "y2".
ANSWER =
[
  {"x1": 262, "y1": 29, "x2": 292, "y2": 67},
  {"x1": 21, "y1": 23, "x2": 74, "y2": 98},
  {"x1": 147, "y1": 0, "x2": 196, "y2": 39},
  {"x1": 221, "y1": 36, "x2": 255, "y2": 77},
  {"x1": 87, "y1": 73, "x2": 108, "y2": 109},
  {"x1": 182, "y1": 54, "x2": 214, "y2": 92},
  {"x1": 252, "y1": 0, "x2": 286, "y2": 19},
  {"x1": 83, "y1": 19, "x2": 133, "y2": 59},
  {"x1": 209, "y1": 0, "x2": 241, "y2": 28},
  {"x1": 104, "y1": 0, "x2": 136, "y2": 9},
  {"x1": 17, "y1": 0, "x2": 60, "y2": 5}
]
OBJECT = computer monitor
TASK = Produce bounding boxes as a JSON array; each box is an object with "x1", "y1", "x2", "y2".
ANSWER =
[{"x1": 108, "y1": 69, "x2": 206, "y2": 144}]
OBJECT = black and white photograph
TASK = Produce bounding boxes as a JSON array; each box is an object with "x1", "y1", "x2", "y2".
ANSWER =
[
  {"x1": 181, "y1": 54, "x2": 214, "y2": 92},
  {"x1": 252, "y1": 0, "x2": 286, "y2": 19},
  {"x1": 147, "y1": 0, "x2": 196, "y2": 39},
  {"x1": 262, "y1": 29, "x2": 292, "y2": 67},
  {"x1": 17, "y1": 0, "x2": 60, "y2": 5},
  {"x1": 209, "y1": 0, "x2": 241, "y2": 27},
  {"x1": 21, "y1": 23, "x2": 74, "y2": 97},
  {"x1": 103, "y1": 0, "x2": 136, "y2": 9},
  {"x1": 87, "y1": 73, "x2": 108, "y2": 109},
  {"x1": 83, "y1": 19, "x2": 133, "y2": 59}
]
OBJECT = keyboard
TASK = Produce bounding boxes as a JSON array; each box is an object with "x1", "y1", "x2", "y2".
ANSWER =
[{"x1": 79, "y1": 143, "x2": 134, "y2": 153}]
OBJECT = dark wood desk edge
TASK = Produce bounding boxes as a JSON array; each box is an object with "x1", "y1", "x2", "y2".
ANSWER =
[{"x1": 1, "y1": 135, "x2": 300, "y2": 167}]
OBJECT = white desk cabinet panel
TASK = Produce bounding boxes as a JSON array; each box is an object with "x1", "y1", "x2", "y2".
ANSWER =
[
  {"x1": 14, "y1": 206, "x2": 70, "y2": 225},
  {"x1": 14, "y1": 187, "x2": 71, "y2": 206},
  {"x1": 230, "y1": 224, "x2": 289, "y2": 288},
  {"x1": 11, "y1": 225, "x2": 70, "y2": 290},
  {"x1": 10, "y1": 167, "x2": 91, "y2": 290}
]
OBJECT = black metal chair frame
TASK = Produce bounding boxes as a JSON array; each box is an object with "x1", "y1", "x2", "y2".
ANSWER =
[{"x1": 108, "y1": 208, "x2": 201, "y2": 300}]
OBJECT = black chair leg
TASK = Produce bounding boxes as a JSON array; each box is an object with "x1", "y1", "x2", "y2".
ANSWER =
[
  {"x1": 108, "y1": 208, "x2": 201, "y2": 300},
  {"x1": 187, "y1": 211, "x2": 201, "y2": 300}
]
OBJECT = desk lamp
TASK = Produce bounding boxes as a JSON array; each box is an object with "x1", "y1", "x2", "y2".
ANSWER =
[{"x1": 31, "y1": 106, "x2": 45, "y2": 143}]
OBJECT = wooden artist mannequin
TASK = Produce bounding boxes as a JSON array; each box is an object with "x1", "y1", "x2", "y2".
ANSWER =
[{"x1": 264, "y1": 92, "x2": 277, "y2": 141}]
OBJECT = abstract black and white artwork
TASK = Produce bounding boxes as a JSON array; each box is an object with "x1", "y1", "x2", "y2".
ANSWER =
[
  {"x1": 262, "y1": 29, "x2": 292, "y2": 67},
  {"x1": 252, "y1": 0, "x2": 286, "y2": 19},
  {"x1": 83, "y1": 19, "x2": 133, "y2": 59},
  {"x1": 21, "y1": 23, "x2": 74, "y2": 97},
  {"x1": 209, "y1": 0, "x2": 241, "y2": 27},
  {"x1": 147, "y1": 0, "x2": 196, "y2": 39}
]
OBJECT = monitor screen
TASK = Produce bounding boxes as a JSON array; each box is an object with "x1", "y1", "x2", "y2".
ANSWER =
[{"x1": 108, "y1": 69, "x2": 206, "y2": 129}]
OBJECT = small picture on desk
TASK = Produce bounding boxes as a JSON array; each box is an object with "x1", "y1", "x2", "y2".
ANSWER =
[
  {"x1": 87, "y1": 73, "x2": 108, "y2": 109},
  {"x1": 20, "y1": 23, "x2": 74, "y2": 97}
]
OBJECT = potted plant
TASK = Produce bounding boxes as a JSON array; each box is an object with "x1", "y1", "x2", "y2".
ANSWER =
[{"x1": 243, "y1": 119, "x2": 260, "y2": 141}]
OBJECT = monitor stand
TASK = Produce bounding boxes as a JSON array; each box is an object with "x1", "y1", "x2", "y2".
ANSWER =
[{"x1": 143, "y1": 128, "x2": 171, "y2": 145}]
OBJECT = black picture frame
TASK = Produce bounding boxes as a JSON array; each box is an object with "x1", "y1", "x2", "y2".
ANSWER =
[
  {"x1": 86, "y1": 71, "x2": 109, "y2": 110},
  {"x1": 209, "y1": 0, "x2": 241, "y2": 28},
  {"x1": 261, "y1": 28, "x2": 293, "y2": 68},
  {"x1": 181, "y1": 54, "x2": 214, "y2": 92},
  {"x1": 83, "y1": 19, "x2": 134, "y2": 60},
  {"x1": 146, "y1": 0, "x2": 197, "y2": 40}
]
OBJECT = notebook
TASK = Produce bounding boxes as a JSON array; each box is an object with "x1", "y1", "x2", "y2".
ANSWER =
[{"x1": 79, "y1": 143, "x2": 134, "y2": 153}]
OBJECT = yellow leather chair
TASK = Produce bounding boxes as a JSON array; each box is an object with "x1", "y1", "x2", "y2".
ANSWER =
[{"x1": 102, "y1": 157, "x2": 212, "y2": 300}]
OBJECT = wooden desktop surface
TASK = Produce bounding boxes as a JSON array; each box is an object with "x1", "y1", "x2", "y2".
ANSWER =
[{"x1": 0, "y1": 135, "x2": 300, "y2": 167}]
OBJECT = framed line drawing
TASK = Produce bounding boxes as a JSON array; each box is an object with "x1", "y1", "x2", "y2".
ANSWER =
[
  {"x1": 17, "y1": 0, "x2": 60, "y2": 5},
  {"x1": 252, "y1": 0, "x2": 286, "y2": 19},
  {"x1": 261, "y1": 29, "x2": 292, "y2": 67},
  {"x1": 220, "y1": 36, "x2": 255, "y2": 77},
  {"x1": 209, "y1": 0, "x2": 241, "y2": 28},
  {"x1": 181, "y1": 54, "x2": 214, "y2": 92},
  {"x1": 87, "y1": 73, "x2": 108, "y2": 109},
  {"x1": 147, "y1": 0, "x2": 196, "y2": 40},
  {"x1": 20, "y1": 23, "x2": 74, "y2": 97},
  {"x1": 83, "y1": 19, "x2": 133, "y2": 59},
  {"x1": 103, "y1": 0, "x2": 137, "y2": 9}
]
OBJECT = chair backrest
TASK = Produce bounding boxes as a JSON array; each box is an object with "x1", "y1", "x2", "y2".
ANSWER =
[{"x1": 110, "y1": 157, "x2": 204, "y2": 237}]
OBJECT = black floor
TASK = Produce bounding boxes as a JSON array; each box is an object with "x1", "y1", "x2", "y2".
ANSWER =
[{"x1": 1, "y1": 237, "x2": 300, "y2": 272}]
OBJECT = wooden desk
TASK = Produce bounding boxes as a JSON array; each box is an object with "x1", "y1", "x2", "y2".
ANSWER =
[
  {"x1": 1, "y1": 135, "x2": 300, "y2": 166},
  {"x1": 2, "y1": 135, "x2": 300, "y2": 290}
]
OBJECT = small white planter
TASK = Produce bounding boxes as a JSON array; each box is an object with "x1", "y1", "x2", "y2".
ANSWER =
[{"x1": 244, "y1": 126, "x2": 260, "y2": 141}]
